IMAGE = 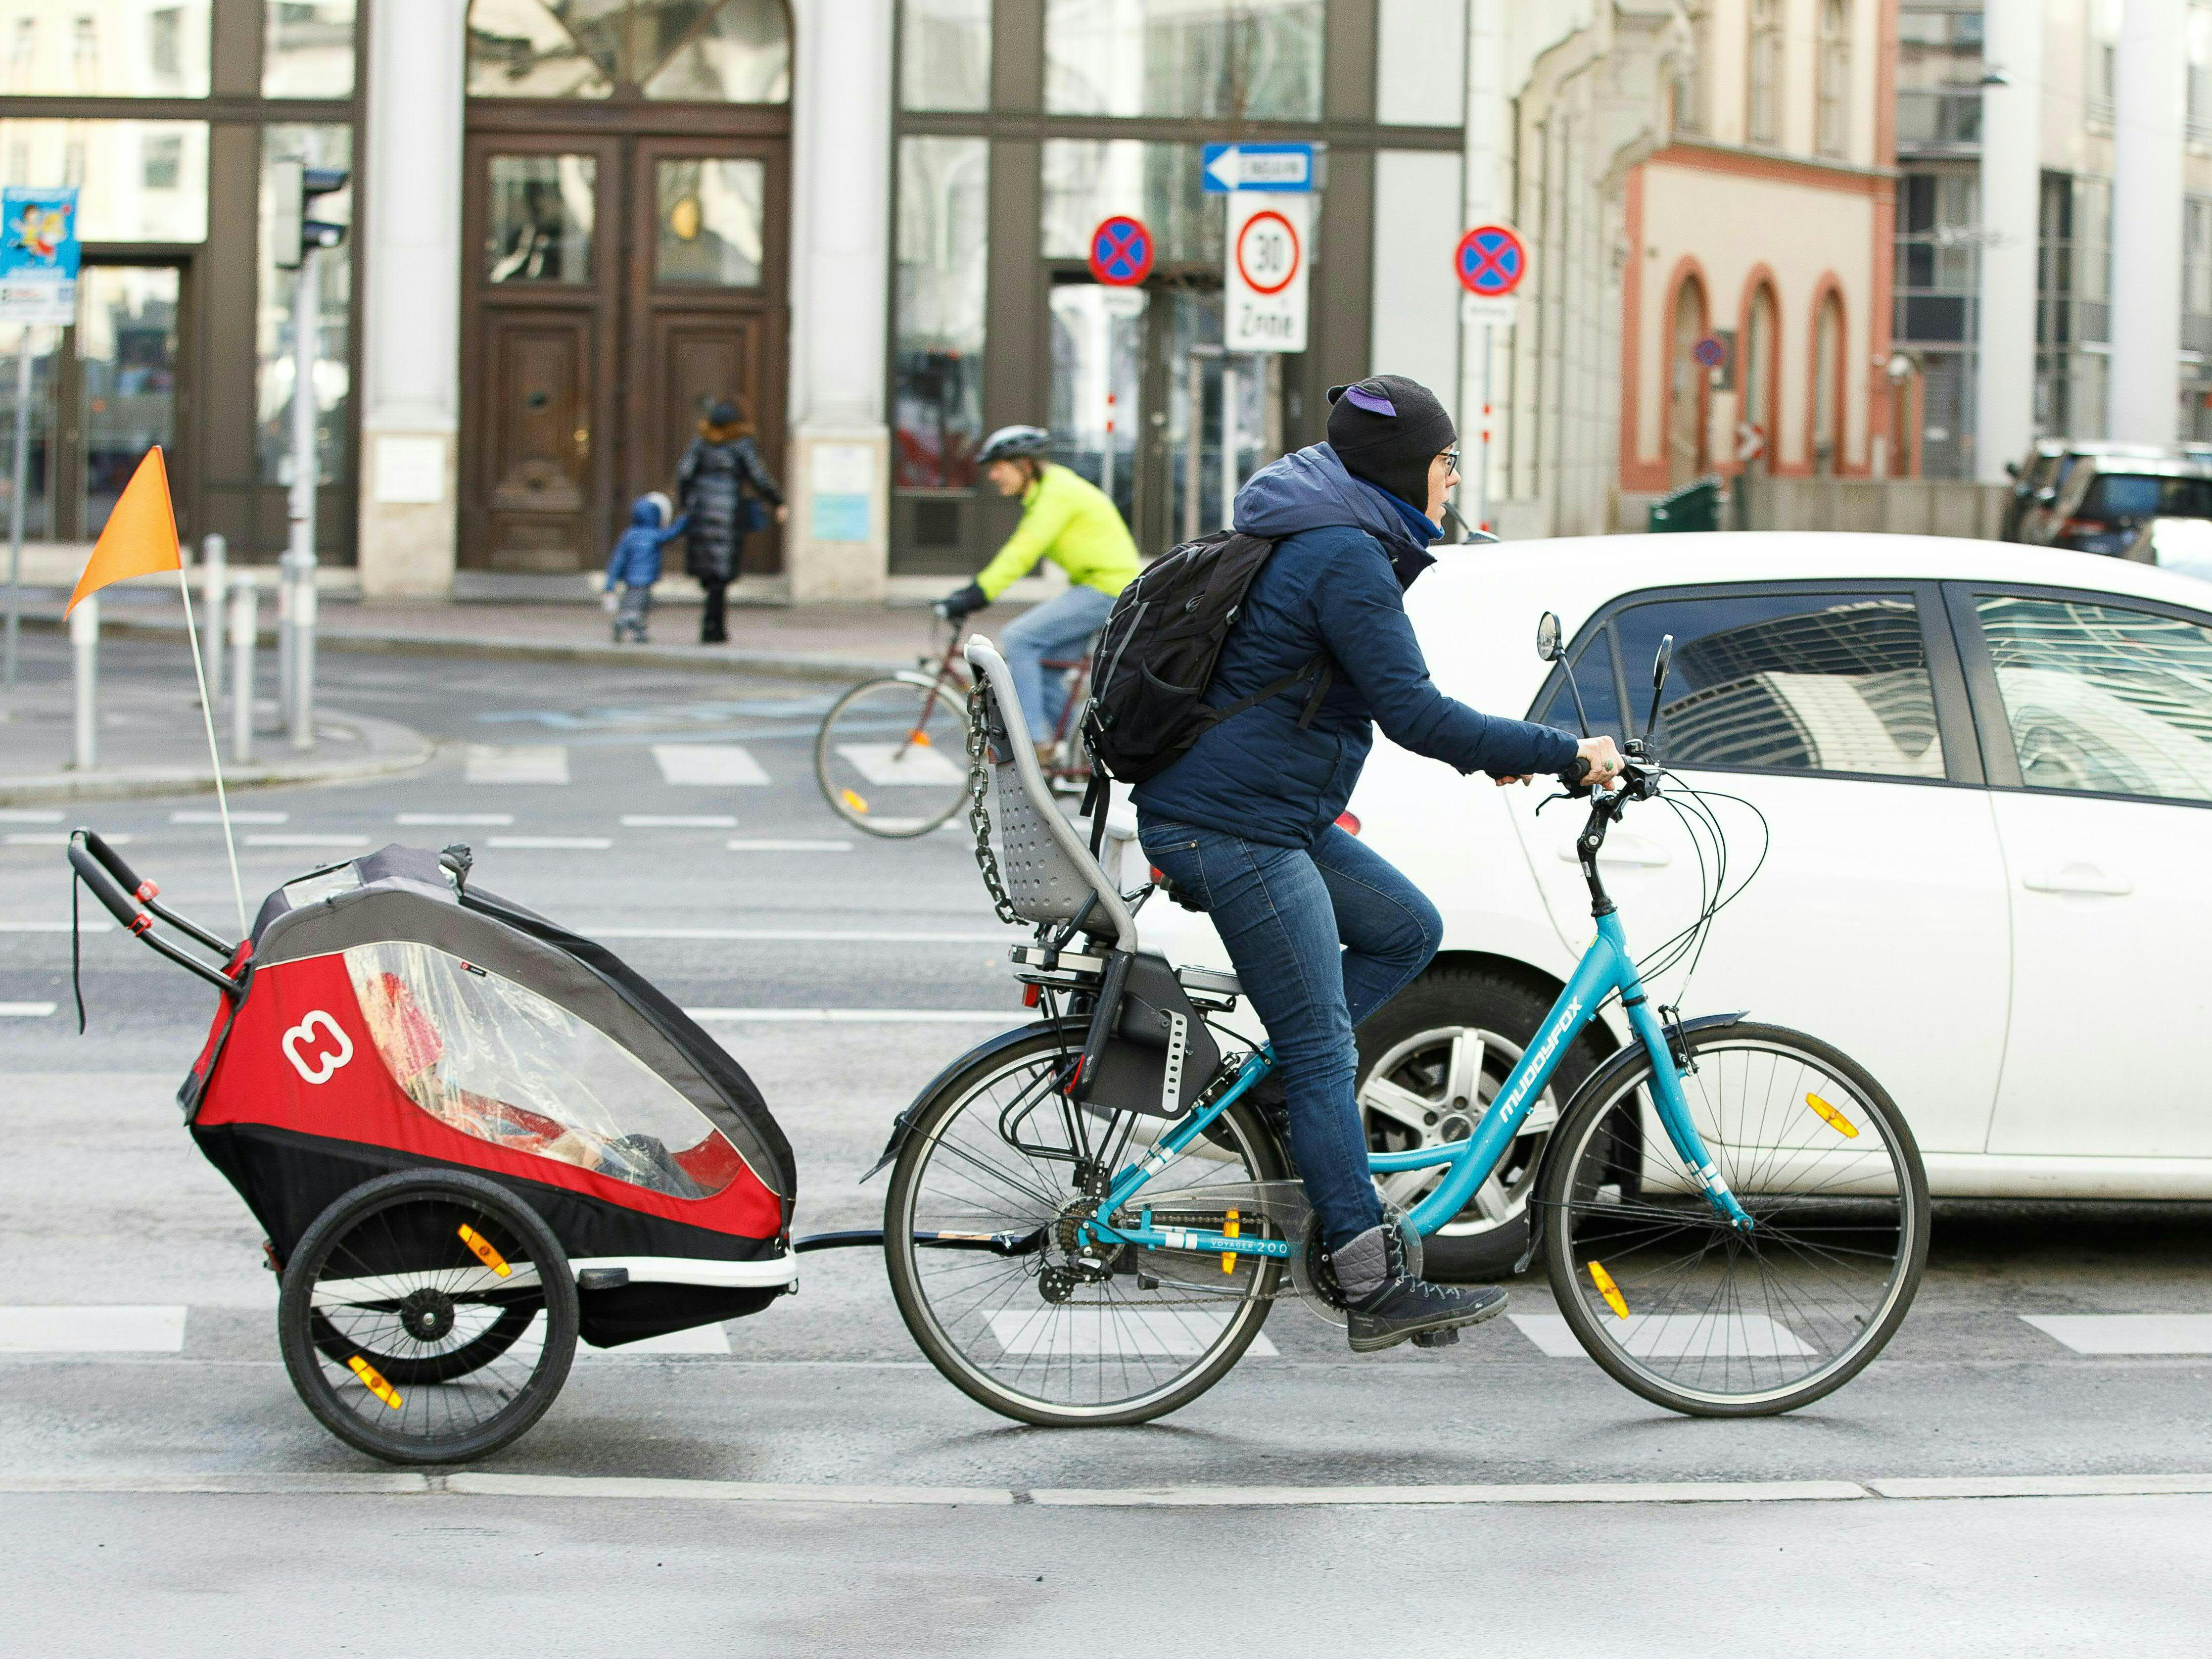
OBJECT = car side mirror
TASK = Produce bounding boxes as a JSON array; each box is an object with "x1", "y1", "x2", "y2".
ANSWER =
[{"x1": 1536, "y1": 611, "x2": 1562, "y2": 663}]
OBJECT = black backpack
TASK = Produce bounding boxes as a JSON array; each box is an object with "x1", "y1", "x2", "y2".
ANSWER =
[{"x1": 1081, "y1": 529, "x2": 1330, "y2": 784}]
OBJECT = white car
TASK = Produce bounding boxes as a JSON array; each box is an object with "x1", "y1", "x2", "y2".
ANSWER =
[{"x1": 1142, "y1": 531, "x2": 2212, "y2": 1279}]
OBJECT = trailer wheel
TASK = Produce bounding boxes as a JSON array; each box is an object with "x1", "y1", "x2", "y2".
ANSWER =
[{"x1": 279, "y1": 1169, "x2": 578, "y2": 1465}]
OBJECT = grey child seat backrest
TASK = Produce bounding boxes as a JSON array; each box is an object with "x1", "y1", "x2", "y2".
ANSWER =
[{"x1": 965, "y1": 637, "x2": 1137, "y2": 951}]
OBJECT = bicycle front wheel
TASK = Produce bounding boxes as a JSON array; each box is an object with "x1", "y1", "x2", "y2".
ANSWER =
[
  {"x1": 814, "y1": 675, "x2": 971, "y2": 837},
  {"x1": 1538, "y1": 1022, "x2": 1928, "y2": 1418},
  {"x1": 885, "y1": 1027, "x2": 1286, "y2": 1427}
]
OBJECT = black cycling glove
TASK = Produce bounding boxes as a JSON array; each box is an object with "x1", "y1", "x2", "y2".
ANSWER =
[{"x1": 938, "y1": 582, "x2": 988, "y2": 619}]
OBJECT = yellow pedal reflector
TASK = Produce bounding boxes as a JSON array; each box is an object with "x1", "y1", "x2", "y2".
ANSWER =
[
  {"x1": 1222, "y1": 1210, "x2": 1239, "y2": 1273},
  {"x1": 457, "y1": 1223, "x2": 512, "y2": 1278},
  {"x1": 841, "y1": 787, "x2": 870, "y2": 815},
  {"x1": 1587, "y1": 1260, "x2": 1629, "y2": 1320},
  {"x1": 1806, "y1": 1093, "x2": 1860, "y2": 1139},
  {"x1": 910, "y1": 730, "x2": 933, "y2": 747},
  {"x1": 347, "y1": 1354, "x2": 403, "y2": 1410}
]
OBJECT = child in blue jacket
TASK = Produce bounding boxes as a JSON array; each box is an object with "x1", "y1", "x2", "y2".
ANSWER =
[{"x1": 603, "y1": 496, "x2": 689, "y2": 643}]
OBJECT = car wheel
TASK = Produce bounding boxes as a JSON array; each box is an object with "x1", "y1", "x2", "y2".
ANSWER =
[{"x1": 1355, "y1": 968, "x2": 1606, "y2": 1283}]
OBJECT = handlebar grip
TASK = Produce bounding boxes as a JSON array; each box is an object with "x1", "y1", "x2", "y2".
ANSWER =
[
  {"x1": 68, "y1": 843, "x2": 149, "y2": 934},
  {"x1": 1562, "y1": 756, "x2": 1592, "y2": 786},
  {"x1": 80, "y1": 828, "x2": 155, "y2": 902}
]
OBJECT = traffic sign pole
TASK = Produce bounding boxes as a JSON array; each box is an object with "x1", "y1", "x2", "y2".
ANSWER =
[
  {"x1": 1454, "y1": 225, "x2": 1528, "y2": 538},
  {"x1": 4, "y1": 330, "x2": 30, "y2": 691}
]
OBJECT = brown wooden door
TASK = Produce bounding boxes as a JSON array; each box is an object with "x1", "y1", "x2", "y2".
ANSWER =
[
  {"x1": 462, "y1": 134, "x2": 620, "y2": 570},
  {"x1": 629, "y1": 136, "x2": 788, "y2": 574}
]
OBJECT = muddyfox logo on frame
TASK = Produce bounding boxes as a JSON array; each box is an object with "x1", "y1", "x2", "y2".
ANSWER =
[{"x1": 282, "y1": 1010, "x2": 353, "y2": 1085}]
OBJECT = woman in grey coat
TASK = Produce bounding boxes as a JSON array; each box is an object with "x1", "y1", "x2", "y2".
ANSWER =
[{"x1": 677, "y1": 398, "x2": 787, "y2": 643}]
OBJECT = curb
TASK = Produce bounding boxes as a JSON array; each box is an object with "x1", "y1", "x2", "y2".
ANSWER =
[
  {"x1": 0, "y1": 709, "x2": 436, "y2": 807},
  {"x1": 16, "y1": 609, "x2": 907, "y2": 683}
]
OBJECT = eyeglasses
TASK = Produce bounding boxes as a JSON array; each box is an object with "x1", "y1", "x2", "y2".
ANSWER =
[{"x1": 1439, "y1": 448, "x2": 1462, "y2": 474}]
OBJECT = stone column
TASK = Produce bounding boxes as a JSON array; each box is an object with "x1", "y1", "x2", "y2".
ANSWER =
[
  {"x1": 1975, "y1": 0, "x2": 2042, "y2": 483},
  {"x1": 354, "y1": 0, "x2": 465, "y2": 597},
  {"x1": 2110, "y1": 0, "x2": 2187, "y2": 444},
  {"x1": 783, "y1": 0, "x2": 894, "y2": 602}
]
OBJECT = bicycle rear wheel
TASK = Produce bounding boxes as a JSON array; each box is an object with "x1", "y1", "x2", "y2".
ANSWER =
[
  {"x1": 815, "y1": 676, "x2": 971, "y2": 837},
  {"x1": 885, "y1": 1027, "x2": 1285, "y2": 1427},
  {"x1": 1538, "y1": 1023, "x2": 1927, "y2": 1417}
]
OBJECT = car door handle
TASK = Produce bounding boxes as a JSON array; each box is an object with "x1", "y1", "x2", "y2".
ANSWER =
[
  {"x1": 2022, "y1": 864, "x2": 2134, "y2": 897},
  {"x1": 1558, "y1": 835, "x2": 1671, "y2": 868}
]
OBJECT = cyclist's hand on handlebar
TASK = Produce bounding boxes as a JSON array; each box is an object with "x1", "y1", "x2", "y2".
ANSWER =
[
  {"x1": 938, "y1": 581, "x2": 988, "y2": 621},
  {"x1": 1573, "y1": 735, "x2": 1625, "y2": 790}
]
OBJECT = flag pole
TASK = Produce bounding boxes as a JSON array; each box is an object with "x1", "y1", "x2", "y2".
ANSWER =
[{"x1": 175, "y1": 562, "x2": 247, "y2": 940}]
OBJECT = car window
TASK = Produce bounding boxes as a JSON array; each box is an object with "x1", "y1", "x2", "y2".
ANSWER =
[
  {"x1": 2083, "y1": 473, "x2": 2212, "y2": 521},
  {"x1": 1532, "y1": 622, "x2": 1624, "y2": 738},
  {"x1": 1605, "y1": 592, "x2": 1944, "y2": 778},
  {"x1": 1976, "y1": 595, "x2": 2212, "y2": 802}
]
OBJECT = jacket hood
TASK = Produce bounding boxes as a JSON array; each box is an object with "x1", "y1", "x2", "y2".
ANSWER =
[
  {"x1": 630, "y1": 499, "x2": 663, "y2": 527},
  {"x1": 1232, "y1": 443, "x2": 1440, "y2": 583}
]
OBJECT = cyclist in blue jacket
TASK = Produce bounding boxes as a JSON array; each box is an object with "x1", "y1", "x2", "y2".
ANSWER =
[{"x1": 1136, "y1": 374, "x2": 1622, "y2": 1353}]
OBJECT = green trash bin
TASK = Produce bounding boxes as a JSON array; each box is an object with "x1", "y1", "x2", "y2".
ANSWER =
[{"x1": 1648, "y1": 474, "x2": 1725, "y2": 533}]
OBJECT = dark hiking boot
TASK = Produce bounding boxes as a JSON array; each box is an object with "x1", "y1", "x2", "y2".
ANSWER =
[{"x1": 1343, "y1": 1226, "x2": 1507, "y2": 1354}]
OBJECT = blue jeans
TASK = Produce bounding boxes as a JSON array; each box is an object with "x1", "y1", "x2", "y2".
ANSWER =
[
  {"x1": 1137, "y1": 819, "x2": 1444, "y2": 1249},
  {"x1": 999, "y1": 584, "x2": 1116, "y2": 740}
]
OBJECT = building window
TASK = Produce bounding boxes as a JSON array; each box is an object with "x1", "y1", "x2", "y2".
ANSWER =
[
  {"x1": 894, "y1": 136, "x2": 988, "y2": 490},
  {"x1": 2190, "y1": 5, "x2": 2212, "y2": 146},
  {"x1": 263, "y1": 1, "x2": 356, "y2": 98},
  {"x1": 482, "y1": 153, "x2": 597, "y2": 283},
  {"x1": 1893, "y1": 167, "x2": 1979, "y2": 477},
  {"x1": 0, "y1": 0, "x2": 208, "y2": 97},
  {"x1": 466, "y1": 0, "x2": 792, "y2": 102},
  {"x1": 1895, "y1": 2, "x2": 1981, "y2": 153},
  {"x1": 655, "y1": 158, "x2": 764, "y2": 286},
  {"x1": 141, "y1": 131, "x2": 183, "y2": 189},
  {"x1": 1812, "y1": 290, "x2": 1845, "y2": 474},
  {"x1": 1817, "y1": 0, "x2": 1851, "y2": 158},
  {"x1": 2089, "y1": 0, "x2": 2120, "y2": 128},
  {"x1": 0, "y1": 118, "x2": 208, "y2": 239},
  {"x1": 1042, "y1": 138, "x2": 1222, "y2": 265},
  {"x1": 1673, "y1": 2, "x2": 1710, "y2": 136},
  {"x1": 1747, "y1": 0, "x2": 1784, "y2": 145},
  {"x1": 258, "y1": 125, "x2": 353, "y2": 489},
  {"x1": 901, "y1": 0, "x2": 990, "y2": 113},
  {"x1": 1044, "y1": 0, "x2": 1324, "y2": 122}
]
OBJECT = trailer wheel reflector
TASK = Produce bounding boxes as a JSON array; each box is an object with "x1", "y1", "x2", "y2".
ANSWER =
[
  {"x1": 841, "y1": 788, "x2": 870, "y2": 815},
  {"x1": 458, "y1": 1223, "x2": 512, "y2": 1278},
  {"x1": 1222, "y1": 1209, "x2": 1239, "y2": 1273},
  {"x1": 909, "y1": 730, "x2": 932, "y2": 747},
  {"x1": 347, "y1": 1354, "x2": 404, "y2": 1409},
  {"x1": 1805, "y1": 1093, "x2": 1859, "y2": 1138},
  {"x1": 1587, "y1": 1260, "x2": 1629, "y2": 1320}
]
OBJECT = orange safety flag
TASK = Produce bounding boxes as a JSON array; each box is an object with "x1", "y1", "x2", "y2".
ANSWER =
[{"x1": 64, "y1": 447, "x2": 181, "y2": 615}]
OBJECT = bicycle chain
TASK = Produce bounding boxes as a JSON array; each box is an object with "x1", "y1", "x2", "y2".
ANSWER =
[{"x1": 965, "y1": 679, "x2": 1022, "y2": 926}]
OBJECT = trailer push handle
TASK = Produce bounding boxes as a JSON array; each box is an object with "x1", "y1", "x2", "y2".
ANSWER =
[
  {"x1": 76, "y1": 828, "x2": 237, "y2": 958},
  {"x1": 66, "y1": 839, "x2": 241, "y2": 999}
]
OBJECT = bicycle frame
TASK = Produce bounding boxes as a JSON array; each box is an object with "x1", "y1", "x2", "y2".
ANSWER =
[{"x1": 1081, "y1": 796, "x2": 1753, "y2": 1268}]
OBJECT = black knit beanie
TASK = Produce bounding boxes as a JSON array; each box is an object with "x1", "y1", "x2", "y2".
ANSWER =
[{"x1": 1326, "y1": 375, "x2": 1456, "y2": 512}]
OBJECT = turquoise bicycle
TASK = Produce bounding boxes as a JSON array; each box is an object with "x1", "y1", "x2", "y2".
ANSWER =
[{"x1": 881, "y1": 625, "x2": 1929, "y2": 1426}]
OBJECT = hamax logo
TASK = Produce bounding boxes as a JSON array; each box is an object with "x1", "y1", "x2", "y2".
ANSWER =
[{"x1": 282, "y1": 1010, "x2": 353, "y2": 1085}]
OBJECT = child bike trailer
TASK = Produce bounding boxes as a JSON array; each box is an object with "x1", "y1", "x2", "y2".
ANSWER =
[{"x1": 69, "y1": 833, "x2": 797, "y2": 1465}]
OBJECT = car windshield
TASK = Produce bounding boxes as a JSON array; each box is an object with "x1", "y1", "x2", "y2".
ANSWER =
[{"x1": 2083, "y1": 473, "x2": 2212, "y2": 521}]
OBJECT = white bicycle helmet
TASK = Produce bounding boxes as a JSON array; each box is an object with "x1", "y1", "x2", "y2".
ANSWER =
[{"x1": 977, "y1": 424, "x2": 1050, "y2": 465}]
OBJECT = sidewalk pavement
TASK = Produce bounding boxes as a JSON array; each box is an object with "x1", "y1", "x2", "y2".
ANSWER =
[
  {"x1": 7, "y1": 583, "x2": 987, "y2": 682},
  {"x1": 0, "y1": 674, "x2": 434, "y2": 807}
]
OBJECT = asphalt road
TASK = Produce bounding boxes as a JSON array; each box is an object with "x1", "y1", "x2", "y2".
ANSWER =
[{"x1": 6, "y1": 639, "x2": 2212, "y2": 1653}]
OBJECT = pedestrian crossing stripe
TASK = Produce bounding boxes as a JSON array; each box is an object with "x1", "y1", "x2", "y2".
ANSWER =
[
  {"x1": 465, "y1": 745, "x2": 571, "y2": 785},
  {"x1": 2020, "y1": 1315, "x2": 2212, "y2": 1354},
  {"x1": 0, "y1": 1306, "x2": 188, "y2": 1352},
  {"x1": 654, "y1": 744, "x2": 770, "y2": 786}
]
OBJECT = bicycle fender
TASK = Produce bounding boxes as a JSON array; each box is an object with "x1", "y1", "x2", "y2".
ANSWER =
[
  {"x1": 891, "y1": 669, "x2": 948, "y2": 692},
  {"x1": 1514, "y1": 1009, "x2": 1747, "y2": 1275},
  {"x1": 858, "y1": 1017, "x2": 1085, "y2": 1183}
]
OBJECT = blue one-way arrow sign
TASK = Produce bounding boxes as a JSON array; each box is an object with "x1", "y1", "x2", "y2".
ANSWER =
[{"x1": 1202, "y1": 142, "x2": 1317, "y2": 193}]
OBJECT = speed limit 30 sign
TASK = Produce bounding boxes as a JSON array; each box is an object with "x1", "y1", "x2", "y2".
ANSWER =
[{"x1": 1225, "y1": 194, "x2": 1309, "y2": 352}]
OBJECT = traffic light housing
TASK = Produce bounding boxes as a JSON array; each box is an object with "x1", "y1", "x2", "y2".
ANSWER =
[{"x1": 271, "y1": 159, "x2": 349, "y2": 269}]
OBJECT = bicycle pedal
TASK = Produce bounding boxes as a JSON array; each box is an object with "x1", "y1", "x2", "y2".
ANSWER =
[{"x1": 1410, "y1": 1327, "x2": 1460, "y2": 1350}]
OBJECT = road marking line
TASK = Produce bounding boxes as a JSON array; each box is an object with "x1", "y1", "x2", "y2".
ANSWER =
[
  {"x1": 246, "y1": 834, "x2": 371, "y2": 848},
  {"x1": 1026, "y1": 1480, "x2": 1871, "y2": 1508},
  {"x1": 486, "y1": 835, "x2": 612, "y2": 851},
  {"x1": 836, "y1": 741, "x2": 965, "y2": 787},
  {"x1": 579, "y1": 1325, "x2": 732, "y2": 1358},
  {"x1": 0, "y1": 1474, "x2": 431, "y2": 1495},
  {"x1": 621, "y1": 814, "x2": 738, "y2": 828},
  {"x1": 397, "y1": 812, "x2": 515, "y2": 826},
  {"x1": 0, "y1": 1001, "x2": 57, "y2": 1017},
  {"x1": 987, "y1": 1309, "x2": 1277, "y2": 1359},
  {"x1": 1869, "y1": 1474, "x2": 2212, "y2": 1499},
  {"x1": 0, "y1": 921, "x2": 113, "y2": 933},
  {"x1": 172, "y1": 810, "x2": 287, "y2": 824},
  {"x1": 7, "y1": 832, "x2": 131, "y2": 846},
  {"x1": 446, "y1": 1473, "x2": 1016, "y2": 1506},
  {"x1": 466, "y1": 745, "x2": 570, "y2": 785},
  {"x1": 2019, "y1": 1315, "x2": 2212, "y2": 1354},
  {"x1": 726, "y1": 839, "x2": 851, "y2": 853},
  {"x1": 1509, "y1": 1312, "x2": 1811, "y2": 1359},
  {"x1": 590, "y1": 926, "x2": 1005, "y2": 944},
  {"x1": 685, "y1": 1008, "x2": 1018, "y2": 1024},
  {"x1": 0, "y1": 808, "x2": 64, "y2": 823},
  {"x1": 654, "y1": 744, "x2": 769, "y2": 787},
  {"x1": 0, "y1": 1306, "x2": 187, "y2": 1353}
]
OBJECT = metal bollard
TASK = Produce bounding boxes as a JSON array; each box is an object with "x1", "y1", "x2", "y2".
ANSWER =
[
  {"x1": 229, "y1": 575, "x2": 256, "y2": 764},
  {"x1": 276, "y1": 559, "x2": 294, "y2": 721},
  {"x1": 200, "y1": 532, "x2": 226, "y2": 709},
  {"x1": 70, "y1": 593, "x2": 97, "y2": 771},
  {"x1": 290, "y1": 570, "x2": 316, "y2": 752}
]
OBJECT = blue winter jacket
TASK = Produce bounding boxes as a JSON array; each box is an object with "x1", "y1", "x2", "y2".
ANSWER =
[
  {"x1": 1133, "y1": 444, "x2": 1579, "y2": 848},
  {"x1": 605, "y1": 500, "x2": 690, "y2": 590}
]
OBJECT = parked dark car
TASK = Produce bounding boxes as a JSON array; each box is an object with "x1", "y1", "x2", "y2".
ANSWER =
[
  {"x1": 2009, "y1": 441, "x2": 2177, "y2": 544},
  {"x1": 2029, "y1": 454, "x2": 2212, "y2": 555}
]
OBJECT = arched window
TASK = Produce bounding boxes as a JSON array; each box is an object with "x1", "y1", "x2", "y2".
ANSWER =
[
  {"x1": 1747, "y1": 0, "x2": 1784, "y2": 145},
  {"x1": 1817, "y1": 0, "x2": 1852, "y2": 158},
  {"x1": 1812, "y1": 289, "x2": 1846, "y2": 475},
  {"x1": 1743, "y1": 282, "x2": 1778, "y2": 473},
  {"x1": 1668, "y1": 273, "x2": 1710, "y2": 487},
  {"x1": 466, "y1": 0, "x2": 791, "y2": 102}
]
